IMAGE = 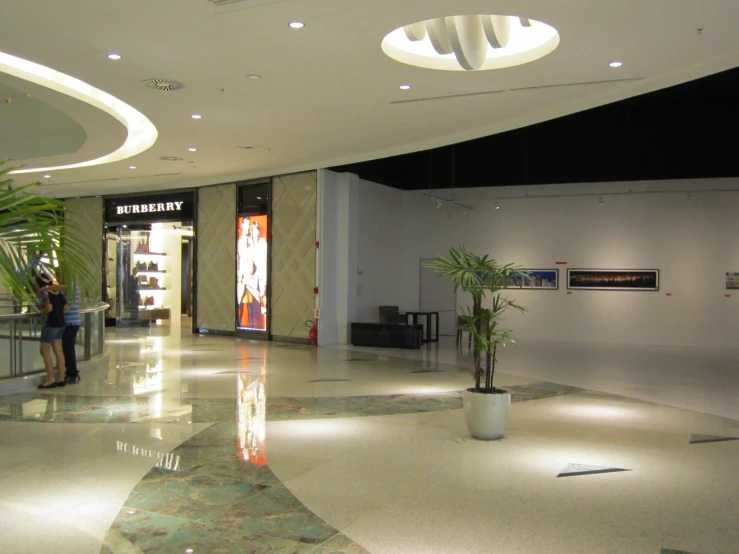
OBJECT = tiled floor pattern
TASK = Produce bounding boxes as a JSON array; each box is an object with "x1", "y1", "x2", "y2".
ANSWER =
[{"x1": 3, "y1": 328, "x2": 738, "y2": 553}]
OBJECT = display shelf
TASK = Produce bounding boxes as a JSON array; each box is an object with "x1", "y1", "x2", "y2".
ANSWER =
[
  {"x1": 139, "y1": 287, "x2": 167, "y2": 291},
  {"x1": 134, "y1": 251, "x2": 167, "y2": 256},
  {"x1": 137, "y1": 270, "x2": 167, "y2": 274}
]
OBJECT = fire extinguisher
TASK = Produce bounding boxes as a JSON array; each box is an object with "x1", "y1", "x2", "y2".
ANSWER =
[{"x1": 306, "y1": 320, "x2": 318, "y2": 346}]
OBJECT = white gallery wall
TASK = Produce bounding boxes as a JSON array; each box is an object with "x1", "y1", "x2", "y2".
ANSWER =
[{"x1": 344, "y1": 173, "x2": 739, "y2": 349}]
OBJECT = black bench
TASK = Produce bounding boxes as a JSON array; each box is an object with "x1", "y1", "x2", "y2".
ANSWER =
[{"x1": 350, "y1": 322, "x2": 423, "y2": 349}]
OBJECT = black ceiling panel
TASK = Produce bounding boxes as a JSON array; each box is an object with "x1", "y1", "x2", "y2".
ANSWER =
[{"x1": 330, "y1": 66, "x2": 739, "y2": 190}]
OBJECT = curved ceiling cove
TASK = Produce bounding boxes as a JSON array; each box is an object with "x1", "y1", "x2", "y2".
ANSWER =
[
  {"x1": 382, "y1": 15, "x2": 559, "y2": 71},
  {"x1": 0, "y1": 50, "x2": 158, "y2": 174}
]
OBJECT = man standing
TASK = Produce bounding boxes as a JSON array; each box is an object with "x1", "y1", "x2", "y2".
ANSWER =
[{"x1": 63, "y1": 284, "x2": 81, "y2": 383}]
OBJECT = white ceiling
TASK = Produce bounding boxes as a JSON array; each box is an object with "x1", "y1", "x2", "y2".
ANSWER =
[{"x1": 1, "y1": 0, "x2": 738, "y2": 197}]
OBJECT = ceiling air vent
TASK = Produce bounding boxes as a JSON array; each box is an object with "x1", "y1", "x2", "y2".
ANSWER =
[
  {"x1": 209, "y1": 0, "x2": 288, "y2": 8},
  {"x1": 159, "y1": 156, "x2": 185, "y2": 162},
  {"x1": 141, "y1": 79, "x2": 185, "y2": 92}
]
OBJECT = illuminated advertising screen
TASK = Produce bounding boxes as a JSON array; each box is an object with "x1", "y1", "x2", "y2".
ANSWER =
[{"x1": 237, "y1": 215, "x2": 269, "y2": 331}]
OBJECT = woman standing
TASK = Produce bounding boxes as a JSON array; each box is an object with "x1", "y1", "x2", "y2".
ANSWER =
[{"x1": 35, "y1": 275, "x2": 68, "y2": 389}]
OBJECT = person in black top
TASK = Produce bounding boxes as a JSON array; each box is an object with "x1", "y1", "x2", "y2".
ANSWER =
[{"x1": 35, "y1": 275, "x2": 68, "y2": 389}]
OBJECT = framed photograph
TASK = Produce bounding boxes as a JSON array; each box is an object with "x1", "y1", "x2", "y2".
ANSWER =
[
  {"x1": 567, "y1": 269, "x2": 659, "y2": 291},
  {"x1": 726, "y1": 272, "x2": 739, "y2": 290},
  {"x1": 505, "y1": 269, "x2": 559, "y2": 290}
]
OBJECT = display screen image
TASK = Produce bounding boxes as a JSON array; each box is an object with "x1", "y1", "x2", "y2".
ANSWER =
[
  {"x1": 726, "y1": 272, "x2": 739, "y2": 290},
  {"x1": 237, "y1": 215, "x2": 269, "y2": 331}
]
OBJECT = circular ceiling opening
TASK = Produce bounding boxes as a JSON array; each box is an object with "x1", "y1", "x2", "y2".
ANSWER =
[{"x1": 381, "y1": 15, "x2": 559, "y2": 72}]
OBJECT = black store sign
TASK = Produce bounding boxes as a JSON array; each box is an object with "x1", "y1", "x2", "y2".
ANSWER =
[{"x1": 105, "y1": 192, "x2": 194, "y2": 223}]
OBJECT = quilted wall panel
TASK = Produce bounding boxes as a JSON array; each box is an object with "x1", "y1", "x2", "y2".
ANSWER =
[
  {"x1": 271, "y1": 171, "x2": 317, "y2": 338},
  {"x1": 64, "y1": 197, "x2": 104, "y2": 298},
  {"x1": 197, "y1": 183, "x2": 236, "y2": 331}
]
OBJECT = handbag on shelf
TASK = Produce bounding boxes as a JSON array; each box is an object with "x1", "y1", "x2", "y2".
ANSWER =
[
  {"x1": 149, "y1": 277, "x2": 159, "y2": 289},
  {"x1": 135, "y1": 240, "x2": 147, "y2": 254},
  {"x1": 147, "y1": 261, "x2": 158, "y2": 271},
  {"x1": 136, "y1": 261, "x2": 147, "y2": 271}
]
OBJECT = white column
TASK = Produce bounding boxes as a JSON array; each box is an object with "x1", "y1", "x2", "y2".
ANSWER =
[{"x1": 316, "y1": 169, "x2": 359, "y2": 345}]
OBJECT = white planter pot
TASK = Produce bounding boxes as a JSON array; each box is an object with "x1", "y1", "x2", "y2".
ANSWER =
[{"x1": 463, "y1": 389, "x2": 511, "y2": 440}]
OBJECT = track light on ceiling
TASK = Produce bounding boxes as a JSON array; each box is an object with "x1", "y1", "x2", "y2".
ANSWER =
[
  {"x1": 598, "y1": 196, "x2": 604, "y2": 206},
  {"x1": 494, "y1": 201, "x2": 500, "y2": 210},
  {"x1": 436, "y1": 200, "x2": 443, "y2": 208}
]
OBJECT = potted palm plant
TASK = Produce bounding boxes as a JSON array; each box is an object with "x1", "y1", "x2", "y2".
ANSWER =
[
  {"x1": 425, "y1": 246, "x2": 528, "y2": 440},
  {"x1": 0, "y1": 162, "x2": 95, "y2": 298}
]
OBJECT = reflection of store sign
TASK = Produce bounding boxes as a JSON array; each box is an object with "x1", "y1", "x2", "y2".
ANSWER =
[
  {"x1": 116, "y1": 441, "x2": 180, "y2": 471},
  {"x1": 116, "y1": 201, "x2": 184, "y2": 215}
]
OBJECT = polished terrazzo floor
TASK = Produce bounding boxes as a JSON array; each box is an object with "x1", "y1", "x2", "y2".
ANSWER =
[{"x1": 0, "y1": 323, "x2": 737, "y2": 554}]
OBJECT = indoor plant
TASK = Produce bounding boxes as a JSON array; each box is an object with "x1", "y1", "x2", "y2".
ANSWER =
[
  {"x1": 425, "y1": 246, "x2": 528, "y2": 439},
  {"x1": 0, "y1": 162, "x2": 95, "y2": 299}
]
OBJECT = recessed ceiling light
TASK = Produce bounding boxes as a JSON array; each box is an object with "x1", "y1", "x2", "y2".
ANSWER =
[
  {"x1": 43, "y1": 174, "x2": 51, "y2": 179},
  {"x1": 129, "y1": 165, "x2": 136, "y2": 169},
  {"x1": 399, "y1": 84, "x2": 411, "y2": 90},
  {"x1": 609, "y1": 61, "x2": 623, "y2": 68},
  {"x1": 191, "y1": 114, "x2": 202, "y2": 119},
  {"x1": 246, "y1": 74, "x2": 261, "y2": 80},
  {"x1": 289, "y1": 21, "x2": 305, "y2": 29},
  {"x1": 188, "y1": 147, "x2": 197, "y2": 152},
  {"x1": 107, "y1": 53, "x2": 122, "y2": 60}
]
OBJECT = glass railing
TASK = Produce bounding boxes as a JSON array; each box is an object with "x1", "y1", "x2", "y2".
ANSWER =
[{"x1": 0, "y1": 297, "x2": 109, "y2": 380}]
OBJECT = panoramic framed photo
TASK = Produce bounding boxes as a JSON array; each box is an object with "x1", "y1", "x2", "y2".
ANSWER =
[
  {"x1": 567, "y1": 269, "x2": 659, "y2": 291},
  {"x1": 505, "y1": 269, "x2": 559, "y2": 290},
  {"x1": 726, "y1": 272, "x2": 739, "y2": 290}
]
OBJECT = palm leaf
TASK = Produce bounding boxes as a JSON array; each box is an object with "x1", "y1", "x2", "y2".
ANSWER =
[{"x1": 0, "y1": 162, "x2": 97, "y2": 300}]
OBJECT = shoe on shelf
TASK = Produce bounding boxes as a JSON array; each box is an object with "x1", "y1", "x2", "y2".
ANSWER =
[{"x1": 37, "y1": 382, "x2": 57, "y2": 389}]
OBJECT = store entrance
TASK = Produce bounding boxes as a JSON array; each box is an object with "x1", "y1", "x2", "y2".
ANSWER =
[{"x1": 107, "y1": 222, "x2": 194, "y2": 326}]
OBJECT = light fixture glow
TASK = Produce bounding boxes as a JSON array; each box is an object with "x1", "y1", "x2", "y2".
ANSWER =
[
  {"x1": 494, "y1": 201, "x2": 500, "y2": 210},
  {"x1": 1, "y1": 50, "x2": 158, "y2": 175},
  {"x1": 609, "y1": 61, "x2": 623, "y2": 68},
  {"x1": 188, "y1": 147, "x2": 197, "y2": 152},
  {"x1": 107, "y1": 53, "x2": 122, "y2": 60},
  {"x1": 43, "y1": 174, "x2": 51, "y2": 179},
  {"x1": 289, "y1": 21, "x2": 305, "y2": 29},
  {"x1": 399, "y1": 84, "x2": 411, "y2": 90},
  {"x1": 129, "y1": 165, "x2": 136, "y2": 169},
  {"x1": 382, "y1": 15, "x2": 559, "y2": 72},
  {"x1": 598, "y1": 196, "x2": 604, "y2": 206},
  {"x1": 246, "y1": 74, "x2": 261, "y2": 80},
  {"x1": 191, "y1": 114, "x2": 202, "y2": 119}
]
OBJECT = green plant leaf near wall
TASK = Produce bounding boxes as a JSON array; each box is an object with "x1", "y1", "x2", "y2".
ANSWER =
[
  {"x1": 424, "y1": 246, "x2": 529, "y2": 392},
  {"x1": 0, "y1": 162, "x2": 97, "y2": 300}
]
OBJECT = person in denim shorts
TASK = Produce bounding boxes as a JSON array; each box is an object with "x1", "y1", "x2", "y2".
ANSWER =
[{"x1": 35, "y1": 275, "x2": 68, "y2": 389}]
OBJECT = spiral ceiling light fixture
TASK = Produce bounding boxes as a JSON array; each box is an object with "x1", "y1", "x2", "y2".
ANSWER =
[{"x1": 382, "y1": 14, "x2": 559, "y2": 71}]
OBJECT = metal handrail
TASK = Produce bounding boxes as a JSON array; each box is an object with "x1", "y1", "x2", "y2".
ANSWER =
[
  {"x1": 0, "y1": 300, "x2": 110, "y2": 381},
  {"x1": 0, "y1": 302, "x2": 109, "y2": 320}
]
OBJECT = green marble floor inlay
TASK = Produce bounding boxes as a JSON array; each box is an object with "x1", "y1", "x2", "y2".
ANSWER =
[
  {"x1": 103, "y1": 422, "x2": 368, "y2": 553},
  {"x1": 0, "y1": 381, "x2": 589, "y2": 424}
]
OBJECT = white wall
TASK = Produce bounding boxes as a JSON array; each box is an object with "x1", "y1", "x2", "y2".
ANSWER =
[
  {"x1": 352, "y1": 177, "x2": 739, "y2": 349},
  {"x1": 354, "y1": 177, "x2": 416, "y2": 322}
]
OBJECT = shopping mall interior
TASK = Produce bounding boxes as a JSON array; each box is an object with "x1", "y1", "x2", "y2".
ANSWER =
[{"x1": 1, "y1": 2, "x2": 739, "y2": 553}]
